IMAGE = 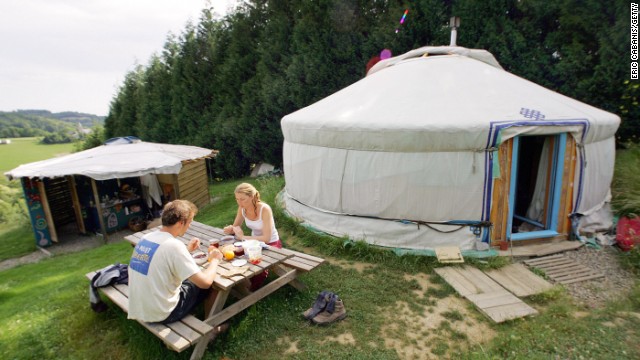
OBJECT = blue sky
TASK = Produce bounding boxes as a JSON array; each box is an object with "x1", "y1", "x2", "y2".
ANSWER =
[{"x1": 0, "y1": 0, "x2": 236, "y2": 116}]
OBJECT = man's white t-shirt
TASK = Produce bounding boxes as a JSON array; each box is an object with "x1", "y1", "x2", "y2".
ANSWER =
[{"x1": 128, "y1": 230, "x2": 200, "y2": 322}]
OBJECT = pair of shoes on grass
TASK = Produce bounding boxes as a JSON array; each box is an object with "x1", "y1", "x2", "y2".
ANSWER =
[{"x1": 302, "y1": 291, "x2": 347, "y2": 325}]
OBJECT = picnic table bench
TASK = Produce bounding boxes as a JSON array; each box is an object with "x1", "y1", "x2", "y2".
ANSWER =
[{"x1": 87, "y1": 221, "x2": 324, "y2": 360}]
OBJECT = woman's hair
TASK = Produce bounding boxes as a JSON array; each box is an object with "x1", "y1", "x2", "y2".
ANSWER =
[
  {"x1": 161, "y1": 199, "x2": 197, "y2": 226},
  {"x1": 235, "y1": 182, "x2": 261, "y2": 213}
]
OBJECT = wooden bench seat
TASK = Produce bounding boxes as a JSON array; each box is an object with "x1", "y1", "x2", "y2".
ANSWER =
[
  {"x1": 86, "y1": 271, "x2": 213, "y2": 353},
  {"x1": 272, "y1": 248, "x2": 325, "y2": 291},
  {"x1": 279, "y1": 248, "x2": 325, "y2": 272}
]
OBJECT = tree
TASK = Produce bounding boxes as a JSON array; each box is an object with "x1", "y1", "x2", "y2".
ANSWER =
[{"x1": 101, "y1": 0, "x2": 635, "y2": 179}]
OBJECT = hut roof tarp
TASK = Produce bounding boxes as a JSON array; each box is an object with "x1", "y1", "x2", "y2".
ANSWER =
[{"x1": 5, "y1": 141, "x2": 215, "y2": 181}]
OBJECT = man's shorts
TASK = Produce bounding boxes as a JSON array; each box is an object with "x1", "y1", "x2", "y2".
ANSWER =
[{"x1": 161, "y1": 280, "x2": 209, "y2": 324}]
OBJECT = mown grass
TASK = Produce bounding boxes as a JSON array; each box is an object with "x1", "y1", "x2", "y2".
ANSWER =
[
  {"x1": 0, "y1": 137, "x2": 75, "y2": 173},
  {"x1": 2, "y1": 158, "x2": 640, "y2": 359}
]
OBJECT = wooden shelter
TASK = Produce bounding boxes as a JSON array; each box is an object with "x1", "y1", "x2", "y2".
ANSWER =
[{"x1": 5, "y1": 139, "x2": 217, "y2": 246}]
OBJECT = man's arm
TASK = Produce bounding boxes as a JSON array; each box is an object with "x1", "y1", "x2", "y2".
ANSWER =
[
  {"x1": 189, "y1": 259, "x2": 220, "y2": 289},
  {"x1": 189, "y1": 248, "x2": 223, "y2": 289}
]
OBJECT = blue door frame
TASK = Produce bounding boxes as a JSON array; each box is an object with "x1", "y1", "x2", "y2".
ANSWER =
[{"x1": 506, "y1": 133, "x2": 567, "y2": 241}]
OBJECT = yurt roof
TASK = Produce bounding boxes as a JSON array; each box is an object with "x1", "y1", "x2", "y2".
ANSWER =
[
  {"x1": 5, "y1": 141, "x2": 216, "y2": 181},
  {"x1": 281, "y1": 46, "x2": 620, "y2": 152}
]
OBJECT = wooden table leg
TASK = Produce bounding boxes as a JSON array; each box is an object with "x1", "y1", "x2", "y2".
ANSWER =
[
  {"x1": 273, "y1": 264, "x2": 307, "y2": 291},
  {"x1": 206, "y1": 268, "x2": 298, "y2": 327},
  {"x1": 190, "y1": 290, "x2": 230, "y2": 360}
]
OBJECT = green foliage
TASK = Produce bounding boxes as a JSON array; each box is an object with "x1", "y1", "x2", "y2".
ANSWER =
[
  {"x1": 74, "y1": 126, "x2": 105, "y2": 151},
  {"x1": 611, "y1": 142, "x2": 640, "y2": 217},
  {"x1": 102, "y1": 0, "x2": 634, "y2": 179},
  {"x1": 619, "y1": 81, "x2": 640, "y2": 143},
  {"x1": 0, "y1": 110, "x2": 103, "y2": 139},
  {"x1": 0, "y1": 180, "x2": 28, "y2": 226},
  {"x1": 619, "y1": 246, "x2": 640, "y2": 276},
  {"x1": 40, "y1": 131, "x2": 74, "y2": 144},
  {"x1": 0, "y1": 224, "x2": 35, "y2": 261}
]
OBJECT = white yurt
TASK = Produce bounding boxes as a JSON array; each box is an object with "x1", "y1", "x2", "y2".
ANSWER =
[{"x1": 280, "y1": 46, "x2": 620, "y2": 253}]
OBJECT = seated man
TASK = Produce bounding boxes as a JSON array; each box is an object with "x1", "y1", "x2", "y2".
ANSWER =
[{"x1": 128, "y1": 199, "x2": 222, "y2": 324}]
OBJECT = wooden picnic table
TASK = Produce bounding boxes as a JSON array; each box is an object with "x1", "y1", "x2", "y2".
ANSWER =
[{"x1": 121, "y1": 220, "x2": 325, "y2": 359}]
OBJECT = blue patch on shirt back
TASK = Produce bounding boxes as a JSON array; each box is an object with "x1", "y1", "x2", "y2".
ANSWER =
[{"x1": 130, "y1": 239, "x2": 159, "y2": 275}]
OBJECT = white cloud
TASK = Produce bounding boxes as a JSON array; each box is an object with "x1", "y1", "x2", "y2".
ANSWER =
[{"x1": 0, "y1": 0, "x2": 236, "y2": 116}]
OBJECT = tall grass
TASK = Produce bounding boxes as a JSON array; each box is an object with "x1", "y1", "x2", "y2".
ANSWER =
[
  {"x1": 611, "y1": 142, "x2": 640, "y2": 217},
  {"x1": 0, "y1": 225, "x2": 35, "y2": 262}
]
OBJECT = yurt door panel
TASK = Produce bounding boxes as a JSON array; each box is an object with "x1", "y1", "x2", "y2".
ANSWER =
[{"x1": 507, "y1": 134, "x2": 567, "y2": 241}]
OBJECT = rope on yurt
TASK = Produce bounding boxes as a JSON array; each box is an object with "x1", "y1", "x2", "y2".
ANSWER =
[{"x1": 285, "y1": 193, "x2": 491, "y2": 233}]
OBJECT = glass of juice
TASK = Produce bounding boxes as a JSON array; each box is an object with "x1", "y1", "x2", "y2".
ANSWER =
[{"x1": 246, "y1": 245, "x2": 262, "y2": 265}]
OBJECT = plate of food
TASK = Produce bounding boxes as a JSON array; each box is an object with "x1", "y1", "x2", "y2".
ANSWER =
[{"x1": 192, "y1": 251, "x2": 208, "y2": 265}]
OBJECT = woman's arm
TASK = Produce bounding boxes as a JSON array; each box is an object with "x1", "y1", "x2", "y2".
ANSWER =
[{"x1": 223, "y1": 207, "x2": 245, "y2": 234}]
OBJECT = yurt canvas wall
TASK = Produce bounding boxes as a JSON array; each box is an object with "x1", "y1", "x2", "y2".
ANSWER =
[{"x1": 280, "y1": 46, "x2": 620, "y2": 252}]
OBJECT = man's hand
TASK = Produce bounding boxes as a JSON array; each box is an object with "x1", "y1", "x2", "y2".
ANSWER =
[
  {"x1": 208, "y1": 247, "x2": 223, "y2": 262},
  {"x1": 187, "y1": 238, "x2": 201, "y2": 253}
]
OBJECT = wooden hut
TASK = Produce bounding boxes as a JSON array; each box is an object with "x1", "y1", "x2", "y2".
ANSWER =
[{"x1": 5, "y1": 139, "x2": 217, "y2": 246}]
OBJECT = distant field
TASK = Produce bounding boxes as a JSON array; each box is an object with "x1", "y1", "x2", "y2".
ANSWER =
[{"x1": 0, "y1": 137, "x2": 75, "y2": 173}]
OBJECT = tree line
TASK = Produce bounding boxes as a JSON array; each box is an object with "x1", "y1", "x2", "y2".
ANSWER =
[
  {"x1": 0, "y1": 110, "x2": 104, "y2": 142},
  {"x1": 104, "y1": 0, "x2": 636, "y2": 179}
]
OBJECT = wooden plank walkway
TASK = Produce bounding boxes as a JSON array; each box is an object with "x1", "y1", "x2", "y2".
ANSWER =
[
  {"x1": 435, "y1": 266, "x2": 538, "y2": 323},
  {"x1": 497, "y1": 241, "x2": 583, "y2": 257},
  {"x1": 523, "y1": 254, "x2": 605, "y2": 285},
  {"x1": 484, "y1": 263, "x2": 553, "y2": 297}
]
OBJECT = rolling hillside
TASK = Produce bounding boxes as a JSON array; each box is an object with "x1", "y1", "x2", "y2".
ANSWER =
[{"x1": 0, "y1": 109, "x2": 104, "y2": 138}]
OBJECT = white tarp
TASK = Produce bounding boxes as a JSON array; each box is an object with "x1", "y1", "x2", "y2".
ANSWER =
[
  {"x1": 5, "y1": 141, "x2": 214, "y2": 181},
  {"x1": 281, "y1": 46, "x2": 620, "y2": 251}
]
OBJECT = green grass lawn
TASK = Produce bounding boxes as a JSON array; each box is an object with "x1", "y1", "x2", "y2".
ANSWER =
[
  {"x1": 0, "y1": 225, "x2": 36, "y2": 261},
  {"x1": 0, "y1": 137, "x2": 76, "y2": 173},
  {"x1": 1, "y1": 177, "x2": 639, "y2": 359}
]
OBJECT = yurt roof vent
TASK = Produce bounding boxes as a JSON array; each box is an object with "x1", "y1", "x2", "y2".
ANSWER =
[{"x1": 366, "y1": 45, "x2": 503, "y2": 76}]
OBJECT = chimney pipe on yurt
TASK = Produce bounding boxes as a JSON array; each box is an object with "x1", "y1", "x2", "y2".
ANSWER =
[{"x1": 449, "y1": 16, "x2": 461, "y2": 46}]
